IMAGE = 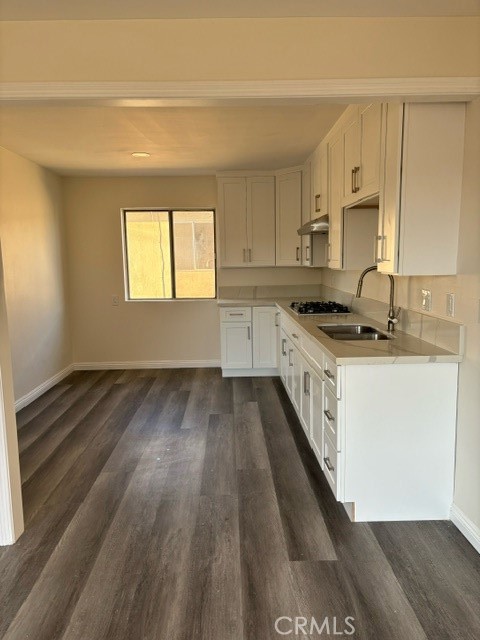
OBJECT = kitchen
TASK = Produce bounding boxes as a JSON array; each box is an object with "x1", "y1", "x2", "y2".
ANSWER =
[{"x1": 0, "y1": 5, "x2": 479, "y2": 638}]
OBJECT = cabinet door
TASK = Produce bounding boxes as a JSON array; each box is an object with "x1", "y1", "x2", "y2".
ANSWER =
[
  {"x1": 220, "y1": 322, "x2": 252, "y2": 369},
  {"x1": 218, "y1": 178, "x2": 248, "y2": 267},
  {"x1": 299, "y1": 358, "x2": 312, "y2": 438},
  {"x1": 301, "y1": 235, "x2": 312, "y2": 267},
  {"x1": 252, "y1": 307, "x2": 278, "y2": 369},
  {"x1": 343, "y1": 111, "x2": 361, "y2": 202},
  {"x1": 292, "y1": 346, "x2": 302, "y2": 414},
  {"x1": 280, "y1": 330, "x2": 289, "y2": 384},
  {"x1": 319, "y1": 142, "x2": 329, "y2": 216},
  {"x1": 327, "y1": 132, "x2": 344, "y2": 269},
  {"x1": 286, "y1": 341, "x2": 295, "y2": 397},
  {"x1": 312, "y1": 142, "x2": 328, "y2": 217},
  {"x1": 310, "y1": 370, "x2": 324, "y2": 468},
  {"x1": 275, "y1": 171, "x2": 302, "y2": 266},
  {"x1": 302, "y1": 159, "x2": 312, "y2": 224},
  {"x1": 378, "y1": 103, "x2": 403, "y2": 274},
  {"x1": 358, "y1": 103, "x2": 383, "y2": 198},
  {"x1": 247, "y1": 177, "x2": 275, "y2": 266},
  {"x1": 301, "y1": 161, "x2": 312, "y2": 266}
]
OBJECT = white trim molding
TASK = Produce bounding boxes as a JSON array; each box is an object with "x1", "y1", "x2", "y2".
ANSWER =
[
  {"x1": 1, "y1": 78, "x2": 479, "y2": 104},
  {"x1": 74, "y1": 360, "x2": 221, "y2": 370},
  {"x1": 14, "y1": 364, "x2": 74, "y2": 413},
  {"x1": 451, "y1": 504, "x2": 480, "y2": 554}
]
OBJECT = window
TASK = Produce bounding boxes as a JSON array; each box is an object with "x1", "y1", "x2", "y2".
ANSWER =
[{"x1": 122, "y1": 209, "x2": 216, "y2": 300}]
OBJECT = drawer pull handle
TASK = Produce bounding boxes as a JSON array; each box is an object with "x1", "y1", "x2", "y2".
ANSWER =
[
  {"x1": 324, "y1": 456, "x2": 335, "y2": 472},
  {"x1": 303, "y1": 371, "x2": 310, "y2": 396},
  {"x1": 324, "y1": 409, "x2": 335, "y2": 422},
  {"x1": 324, "y1": 369, "x2": 335, "y2": 381},
  {"x1": 247, "y1": 326, "x2": 251, "y2": 341},
  {"x1": 281, "y1": 338, "x2": 287, "y2": 356},
  {"x1": 288, "y1": 349, "x2": 294, "y2": 366},
  {"x1": 275, "y1": 312, "x2": 280, "y2": 327},
  {"x1": 292, "y1": 333, "x2": 299, "y2": 340},
  {"x1": 228, "y1": 313, "x2": 244, "y2": 316}
]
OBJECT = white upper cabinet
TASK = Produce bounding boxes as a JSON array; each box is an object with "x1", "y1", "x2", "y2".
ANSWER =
[
  {"x1": 217, "y1": 175, "x2": 275, "y2": 267},
  {"x1": 378, "y1": 103, "x2": 465, "y2": 276},
  {"x1": 217, "y1": 177, "x2": 247, "y2": 267},
  {"x1": 301, "y1": 161, "x2": 312, "y2": 266},
  {"x1": 343, "y1": 104, "x2": 383, "y2": 206},
  {"x1": 311, "y1": 141, "x2": 329, "y2": 218},
  {"x1": 327, "y1": 130, "x2": 344, "y2": 269},
  {"x1": 275, "y1": 169, "x2": 302, "y2": 266},
  {"x1": 246, "y1": 177, "x2": 276, "y2": 266}
]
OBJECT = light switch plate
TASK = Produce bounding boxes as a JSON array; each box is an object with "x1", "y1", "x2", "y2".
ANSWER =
[
  {"x1": 421, "y1": 289, "x2": 432, "y2": 312},
  {"x1": 112, "y1": 295, "x2": 120, "y2": 306}
]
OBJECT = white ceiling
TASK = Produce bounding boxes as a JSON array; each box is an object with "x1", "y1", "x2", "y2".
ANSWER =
[
  {"x1": 0, "y1": 104, "x2": 346, "y2": 175},
  {"x1": 1, "y1": 0, "x2": 479, "y2": 20}
]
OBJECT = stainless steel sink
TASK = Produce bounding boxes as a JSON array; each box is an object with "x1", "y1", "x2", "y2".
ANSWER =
[{"x1": 317, "y1": 324, "x2": 393, "y2": 341}]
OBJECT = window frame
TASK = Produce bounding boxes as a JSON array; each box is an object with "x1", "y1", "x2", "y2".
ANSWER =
[{"x1": 121, "y1": 207, "x2": 217, "y2": 302}]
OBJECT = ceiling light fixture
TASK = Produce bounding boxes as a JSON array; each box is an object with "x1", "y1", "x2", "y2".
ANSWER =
[{"x1": 131, "y1": 152, "x2": 151, "y2": 158}]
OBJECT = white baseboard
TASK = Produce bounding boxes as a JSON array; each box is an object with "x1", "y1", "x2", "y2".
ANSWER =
[
  {"x1": 451, "y1": 504, "x2": 480, "y2": 554},
  {"x1": 221, "y1": 367, "x2": 279, "y2": 377},
  {"x1": 74, "y1": 359, "x2": 221, "y2": 371},
  {"x1": 14, "y1": 364, "x2": 74, "y2": 412}
]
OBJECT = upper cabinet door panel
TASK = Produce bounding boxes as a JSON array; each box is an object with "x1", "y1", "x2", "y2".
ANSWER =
[
  {"x1": 358, "y1": 103, "x2": 383, "y2": 198},
  {"x1": 247, "y1": 176, "x2": 276, "y2": 266},
  {"x1": 328, "y1": 132, "x2": 344, "y2": 270},
  {"x1": 342, "y1": 110, "x2": 361, "y2": 202},
  {"x1": 379, "y1": 102, "x2": 465, "y2": 276},
  {"x1": 218, "y1": 178, "x2": 247, "y2": 267},
  {"x1": 342, "y1": 104, "x2": 382, "y2": 206},
  {"x1": 275, "y1": 170, "x2": 302, "y2": 266},
  {"x1": 302, "y1": 159, "x2": 312, "y2": 224}
]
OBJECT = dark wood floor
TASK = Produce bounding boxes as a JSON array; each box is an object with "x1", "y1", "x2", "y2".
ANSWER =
[{"x1": 1, "y1": 368, "x2": 479, "y2": 640}]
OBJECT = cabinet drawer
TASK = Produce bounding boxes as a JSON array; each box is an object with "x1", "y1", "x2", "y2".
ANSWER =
[
  {"x1": 323, "y1": 433, "x2": 340, "y2": 499},
  {"x1": 323, "y1": 386, "x2": 341, "y2": 450},
  {"x1": 281, "y1": 314, "x2": 302, "y2": 349},
  {"x1": 323, "y1": 354, "x2": 341, "y2": 398},
  {"x1": 302, "y1": 333, "x2": 324, "y2": 377},
  {"x1": 220, "y1": 307, "x2": 252, "y2": 322}
]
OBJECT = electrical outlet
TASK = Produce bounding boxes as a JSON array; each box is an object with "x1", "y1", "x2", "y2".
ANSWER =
[
  {"x1": 112, "y1": 295, "x2": 120, "y2": 306},
  {"x1": 446, "y1": 293, "x2": 455, "y2": 317},
  {"x1": 421, "y1": 289, "x2": 432, "y2": 312}
]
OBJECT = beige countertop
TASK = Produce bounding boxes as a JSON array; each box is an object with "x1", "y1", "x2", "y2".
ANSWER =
[
  {"x1": 217, "y1": 298, "x2": 462, "y2": 364},
  {"x1": 276, "y1": 302, "x2": 462, "y2": 365},
  {"x1": 217, "y1": 297, "x2": 284, "y2": 307}
]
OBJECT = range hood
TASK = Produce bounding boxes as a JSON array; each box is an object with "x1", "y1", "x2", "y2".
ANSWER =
[{"x1": 297, "y1": 214, "x2": 329, "y2": 235}]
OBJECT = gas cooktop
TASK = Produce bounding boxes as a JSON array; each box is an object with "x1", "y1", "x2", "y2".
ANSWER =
[{"x1": 290, "y1": 301, "x2": 350, "y2": 315}]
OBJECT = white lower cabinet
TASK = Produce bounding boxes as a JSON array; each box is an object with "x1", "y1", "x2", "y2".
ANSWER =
[
  {"x1": 221, "y1": 306, "x2": 278, "y2": 376},
  {"x1": 252, "y1": 307, "x2": 278, "y2": 369},
  {"x1": 309, "y1": 370, "x2": 324, "y2": 469},
  {"x1": 299, "y1": 359, "x2": 311, "y2": 437},
  {"x1": 220, "y1": 322, "x2": 252, "y2": 369},
  {"x1": 278, "y1": 308, "x2": 459, "y2": 522}
]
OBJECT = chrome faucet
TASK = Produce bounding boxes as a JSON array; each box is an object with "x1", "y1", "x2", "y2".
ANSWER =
[{"x1": 356, "y1": 265, "x2": 401, "y2": 332}]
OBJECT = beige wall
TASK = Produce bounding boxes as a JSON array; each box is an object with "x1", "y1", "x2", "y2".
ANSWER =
[
  {"x1": 63, "y1": 175, "x2": 222, "y2": 365},
  {"x1": 321, "y1": 99, "x2": 480, "y2": 532},
  {"x1": 0, "y1": 17, "x2": 479, "y2": 83},
  {"x1": 0, "y1": 148, "x2": 72, "y2": 401},
  {"x1": 218, "y1": 266, "x2": 322, "y2": 288}
]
